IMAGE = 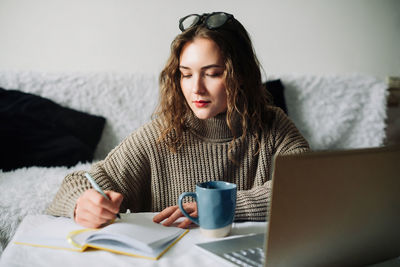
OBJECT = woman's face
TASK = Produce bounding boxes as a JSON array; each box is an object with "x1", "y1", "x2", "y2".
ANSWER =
[{"x1": 179, "y1": 37, "x2": 227, "y2": 120}]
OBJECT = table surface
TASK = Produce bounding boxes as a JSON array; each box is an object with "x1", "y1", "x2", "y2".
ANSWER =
[
  {"x1": 0, "y1": 214, "x2": 267, "y2": 267},
  {"x1": 2, "y1": 214, "x2": 400, "y2": 267}
]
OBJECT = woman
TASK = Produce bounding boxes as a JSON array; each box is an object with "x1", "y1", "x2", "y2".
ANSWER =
[{"x1": 47, "y1": 12, "x2": 309, "y2": 229}]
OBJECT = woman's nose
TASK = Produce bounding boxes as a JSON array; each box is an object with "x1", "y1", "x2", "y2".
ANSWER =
[{"x1": 192, "y1": 75, "x2": 206, "y2": 94}]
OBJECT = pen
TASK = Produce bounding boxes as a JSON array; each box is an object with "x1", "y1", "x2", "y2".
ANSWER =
[{"x1": 84, "y1": 172, "x2": 121, "y2": 219}]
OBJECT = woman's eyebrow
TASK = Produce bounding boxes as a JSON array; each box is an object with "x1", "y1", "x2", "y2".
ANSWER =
[
  {"x1": 179, "y1": 64, "x2": 224, "y2": 70},
  {"x1": 201, "y1": 64, "x2": 224, "y2": 70}
]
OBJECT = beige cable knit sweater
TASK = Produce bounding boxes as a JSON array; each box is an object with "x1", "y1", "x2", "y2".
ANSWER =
[{"x1": 47, "y1": 107, "x2": 309, "y2": 221}]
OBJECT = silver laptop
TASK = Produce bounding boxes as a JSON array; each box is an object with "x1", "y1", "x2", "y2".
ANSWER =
[{"x1": 196, "y1": 145, "x2": 400, "y2": 267}]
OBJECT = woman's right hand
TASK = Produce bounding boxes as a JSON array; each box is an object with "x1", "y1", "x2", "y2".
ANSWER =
[{"x1": 74, "y1": 189, "x2": 123, "y2": 228}]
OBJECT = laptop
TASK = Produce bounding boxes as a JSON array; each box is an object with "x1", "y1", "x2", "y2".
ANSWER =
[{"x1": 196, "y1": 145, "x2": 400, "y2": 267}]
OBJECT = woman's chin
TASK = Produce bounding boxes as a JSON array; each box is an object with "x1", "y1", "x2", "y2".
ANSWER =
[{"x1": 192, "y1": 110, "x2": 214, "y2": 120}]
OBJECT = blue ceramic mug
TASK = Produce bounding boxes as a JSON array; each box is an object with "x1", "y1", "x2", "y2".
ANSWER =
[{"x1": 178, "y1": 181, "x2": 237, "y2": 237}]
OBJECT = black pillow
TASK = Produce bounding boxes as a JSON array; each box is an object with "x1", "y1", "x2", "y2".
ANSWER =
[
  {"x1": 0, "y1": 88, "x2": 106, "y2": 171},
  {"x1": 264, "y1": 79, "x2": 288, "y2": 114}
]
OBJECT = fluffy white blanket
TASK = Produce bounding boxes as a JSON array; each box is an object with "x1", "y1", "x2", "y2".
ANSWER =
[
  {"x1": 0, "y1": 71, "x2": 388, "y2": 255},
  {"x1": 278, "y1": 73, "x2": 388, "y2": 150}
]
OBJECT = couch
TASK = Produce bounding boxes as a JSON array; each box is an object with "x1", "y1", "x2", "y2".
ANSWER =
[{"x1": 0, "y1": 71, "x2": 389, "y2": 255}]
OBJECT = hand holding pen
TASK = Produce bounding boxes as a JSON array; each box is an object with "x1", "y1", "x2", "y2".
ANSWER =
[{"x1": 74, "y1": 173, "x2": 123, "y2": 228}]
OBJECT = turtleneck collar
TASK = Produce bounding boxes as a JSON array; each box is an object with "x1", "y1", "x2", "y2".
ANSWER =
[{"x1": 185, "y1": 111, "x2": 242, "y2": 142}]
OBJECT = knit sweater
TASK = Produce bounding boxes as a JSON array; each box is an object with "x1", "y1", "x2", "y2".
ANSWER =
[{"x1": 46, "y1": 106, "x2": 309, "y2": 221}]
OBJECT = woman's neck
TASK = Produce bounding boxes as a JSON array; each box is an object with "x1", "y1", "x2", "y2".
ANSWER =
[{"x1": 185, "y1": 111, "x2": 242, "y2": 141}]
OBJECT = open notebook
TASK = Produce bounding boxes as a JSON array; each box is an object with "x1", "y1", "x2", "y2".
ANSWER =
[{"x1": 14, "y1": 213, "x2": 188, "y2": 260}]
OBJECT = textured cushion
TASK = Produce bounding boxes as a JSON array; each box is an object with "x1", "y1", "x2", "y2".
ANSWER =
[
  {"x1": 264, "y1": 79, "x2": 287, "y2": 114},
  {"x1": 0, "y1": 88, "x2": 106, "y2": 171}
]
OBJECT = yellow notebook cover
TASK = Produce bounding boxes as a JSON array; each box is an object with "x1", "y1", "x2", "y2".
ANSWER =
[{"x1": 14, "y1": 213, "x2": 188, "y2": 260}]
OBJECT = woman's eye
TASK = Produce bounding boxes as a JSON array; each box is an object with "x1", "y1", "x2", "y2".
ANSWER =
[
  {"x1": 181, "y1": 74, "x2": 192, "y2": 78},
  {"x1": 206, "y1": 72, "x2": 222, "y2": 77}
]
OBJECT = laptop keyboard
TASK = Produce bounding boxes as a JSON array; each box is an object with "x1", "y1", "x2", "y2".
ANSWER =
[{"x1": 222, "y1": 246, "x2": 265, "y2": 267}]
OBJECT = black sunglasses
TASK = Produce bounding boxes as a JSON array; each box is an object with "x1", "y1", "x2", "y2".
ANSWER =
[{"x1": 179, "y1": 12, "x2": 234, "y2": 32}]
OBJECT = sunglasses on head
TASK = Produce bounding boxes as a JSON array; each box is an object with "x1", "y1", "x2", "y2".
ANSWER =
[{"x1": 179, "y1": 12, "x2": 234, "y2": 32}]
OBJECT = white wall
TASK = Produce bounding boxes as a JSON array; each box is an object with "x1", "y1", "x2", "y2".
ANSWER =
[{"x1": 0, "y1": 0, "x2": 399, "y2": 79}]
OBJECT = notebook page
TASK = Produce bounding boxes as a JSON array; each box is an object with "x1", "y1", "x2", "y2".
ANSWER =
[
  {"x1": 14, "y1": 216, "x2": 85, "y2": 251},
  {"x1": 84, "y1": 213, "x2": 185, "y2": 252}
]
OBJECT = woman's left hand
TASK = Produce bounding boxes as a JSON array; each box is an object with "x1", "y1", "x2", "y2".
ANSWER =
[{"x1": 153, "y1": 202, "x2": 197, "y2": 228}]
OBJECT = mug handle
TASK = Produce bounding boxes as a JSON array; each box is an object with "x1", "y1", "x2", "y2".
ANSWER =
[{"x1": 178, "y1": 192, "x2": 199, "y2": 225}]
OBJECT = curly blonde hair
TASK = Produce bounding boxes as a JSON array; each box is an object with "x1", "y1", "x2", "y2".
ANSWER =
[{"x1": 155, "y1": 15, "x2": 273, "y2": 157}]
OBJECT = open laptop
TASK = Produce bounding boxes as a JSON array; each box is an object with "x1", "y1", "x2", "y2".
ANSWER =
[{"x1": 196, "y1": 145, "x2": 400, "y2": 266}]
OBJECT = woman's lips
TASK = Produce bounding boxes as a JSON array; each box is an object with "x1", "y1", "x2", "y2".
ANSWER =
[{"x1": 193, "y1": 100, "x2": 210, "y2": 108}]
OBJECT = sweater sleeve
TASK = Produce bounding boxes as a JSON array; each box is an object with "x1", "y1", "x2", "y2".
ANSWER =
[
  {"x1": 234, "y1": 107, "x2": 310, "y2": 221},
  {"x1": 46, "y1": 128, "x2": 152, "y2": 219}
]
